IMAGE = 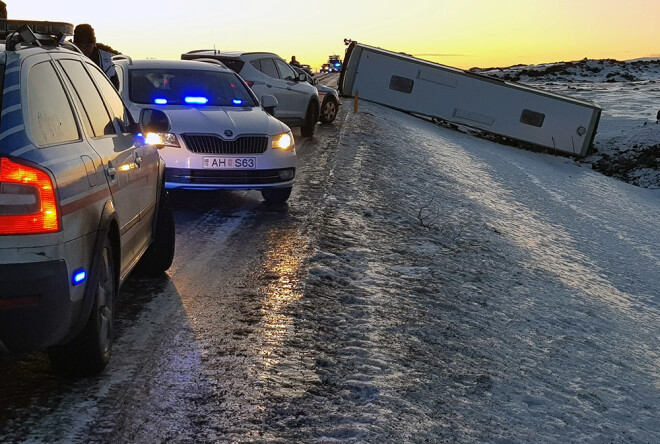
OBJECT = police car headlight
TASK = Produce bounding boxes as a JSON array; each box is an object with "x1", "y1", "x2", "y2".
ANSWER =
[
  {"x1": 272, "y1": 132, "x2": 294, "y2": 150},
  {"x1": 146, "y1": 132, "x2": 180, "y2": 148}
]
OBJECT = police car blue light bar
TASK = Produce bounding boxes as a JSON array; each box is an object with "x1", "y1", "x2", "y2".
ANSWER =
[
  {"x1": 232, "y1": 99, "x2": 244, "y2": 105},
  {"x1": 185, "y1": 96, "x2": 208, "y2": 105},
  {"x1": 154, "y1": 98, "x2": 168, "y2": 105}
]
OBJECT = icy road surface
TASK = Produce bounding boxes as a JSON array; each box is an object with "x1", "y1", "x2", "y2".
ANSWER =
[{"x1": 1, "y1": 100, "x2": 659, "y2": 443}]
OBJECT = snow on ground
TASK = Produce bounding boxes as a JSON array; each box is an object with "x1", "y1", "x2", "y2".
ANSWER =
[
  {"x1": 471, "y1": 59, "x2": 660, "y2": 189},
  {"x1": 278, "y1": 100, "x2": 660, "y2": 442},
  {"x1": 4, "y1": 95, "x2": 657, "y2": 442}
]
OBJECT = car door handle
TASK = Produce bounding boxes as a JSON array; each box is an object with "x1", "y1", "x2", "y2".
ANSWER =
[
  {"x1": 266, "y1": 83, "x2": 272, "y2": 88},
  {"x1": 135, "y1": 154, "x2": 143, "y2": 166},
  {"x1": 107, "y1": 166, "x2": 116, "y2": 177}
]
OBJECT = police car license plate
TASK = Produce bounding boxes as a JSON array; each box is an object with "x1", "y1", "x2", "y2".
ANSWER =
[{"x1": 203, "y1": 157, "x2": 256, "y2": 169}]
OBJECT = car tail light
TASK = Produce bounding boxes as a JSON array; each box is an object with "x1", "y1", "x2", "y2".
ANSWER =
[
  {"x1": 0, "y1": 157, "x2": 60, "y2": 235},
  {"x1": 245, "y1": 80, "x2": 254, "y2": 88}
]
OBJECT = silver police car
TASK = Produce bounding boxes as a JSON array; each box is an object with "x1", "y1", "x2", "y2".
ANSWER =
[{"x1": 0, "y1": 21, "x2": 175, "y2": 377}]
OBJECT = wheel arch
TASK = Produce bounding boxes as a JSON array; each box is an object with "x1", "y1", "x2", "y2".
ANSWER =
[
  {"x1": 308, "y1": 97, "x2": 320, "y2": 122},
  {"x1": 66, "y1": 200, "x2": 120, "y2": 342}
]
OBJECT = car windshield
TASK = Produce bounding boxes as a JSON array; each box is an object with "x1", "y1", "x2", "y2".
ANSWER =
[{"x1": 129, "y1": 69, "x2": 257, "y2": 107}]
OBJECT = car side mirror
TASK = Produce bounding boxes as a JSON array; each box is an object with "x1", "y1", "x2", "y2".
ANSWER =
[
  {"x1": 261, "y1": 94, "x2": 278, "y2": 116},
  {"x1": 297, "y1": 72, "x2": 307, "y2": 82},
  {"x1": 140, "y1": 108, "x2": 171, "y2": 133}
]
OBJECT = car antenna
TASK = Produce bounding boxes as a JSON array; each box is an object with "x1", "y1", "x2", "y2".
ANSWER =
[{"x1": 214, "y1": 44, "x2": 217, "y2": 55}]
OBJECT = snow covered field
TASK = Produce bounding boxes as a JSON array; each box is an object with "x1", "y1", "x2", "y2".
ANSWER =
[{"x1": 473, "y1": 59, "x2": 660, "y2": 188}]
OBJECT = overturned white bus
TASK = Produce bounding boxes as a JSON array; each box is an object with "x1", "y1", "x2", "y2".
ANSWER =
[{"x1": 338, "y1": 41, "x2": 601, "y2": 157}]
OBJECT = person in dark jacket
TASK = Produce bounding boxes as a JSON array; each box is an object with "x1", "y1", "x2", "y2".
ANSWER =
[
  {"x1": 290, "y1": 55, "x2": 301, "y2": 67},
  {"x1": 73, "y1": 24, "x2": 119, "y2": 88}
]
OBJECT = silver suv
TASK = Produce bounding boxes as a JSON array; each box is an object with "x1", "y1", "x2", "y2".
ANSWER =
[
  {"x1": 182, "y1": 50, "x2": 320, "y2": 137},
  {"x1": 0, "y1": 21, "x2": 175, "y2": 377}
]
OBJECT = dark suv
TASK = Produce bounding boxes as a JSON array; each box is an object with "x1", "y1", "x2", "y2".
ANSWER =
[{"x1": 0, "y1": 21, "x2": 175, "y2": 377}]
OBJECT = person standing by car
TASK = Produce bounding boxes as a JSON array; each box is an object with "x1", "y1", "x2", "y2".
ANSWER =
[
  {"x1": 73, "y1": 23, "x2": 119, "y2": 88},
  {"x1": 290, "y1": 55, "x2": 301, "y2": 67}
]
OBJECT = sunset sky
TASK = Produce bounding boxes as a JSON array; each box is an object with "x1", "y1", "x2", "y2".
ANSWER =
[{"x1": 8, "y1": 0, "x2": 660, "y2": 71}]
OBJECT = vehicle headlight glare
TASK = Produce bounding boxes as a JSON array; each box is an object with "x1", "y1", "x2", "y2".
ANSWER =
[
  {"x1": 272, "y1": 132, "x2": 293, "y2": 150},
  {"x1": 146, "y1": 132, "x2": 180, "y2": 148}
]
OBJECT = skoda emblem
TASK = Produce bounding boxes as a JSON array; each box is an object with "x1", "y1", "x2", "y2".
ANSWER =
[{"x1": 224, "y1": 130, "x2": 233, "y2": 137}]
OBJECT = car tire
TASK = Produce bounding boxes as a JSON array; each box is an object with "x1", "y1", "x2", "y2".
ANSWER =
[
  {"x1": 319, "y1": 97, "x2": 338, "y2": 124},
  {"x1": 48, "y1": 236, "x2": 115, "y2": 378},
  {"x1": 301, "y1": 100, "x2": 319, "y2": 137},
  {"x1": 137, "y1": 188, "x2": 175, "y2": 276},
  {"x1": 261, "y1": 187, "x2": 292, "y2": 203}
]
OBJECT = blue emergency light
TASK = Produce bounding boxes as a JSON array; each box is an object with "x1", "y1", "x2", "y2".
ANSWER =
[
  {"x1": 185, "y1": 96, "x2": 208, "y2": 105},
  {"x1": 72, "y1": 269, "x2": 87, "y2": 285},
  {"x1": 232, "y1": 99, "x2": 244, "y2": 105},
  {"x1": 154, "y1": 98, "x2": 168, "y2": 105}
]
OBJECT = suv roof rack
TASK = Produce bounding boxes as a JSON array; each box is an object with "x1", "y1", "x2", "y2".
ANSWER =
[
  {"x1": 183, "y1": 50, "x2": 278, "y2": 59},
  {"x1": 188, "y1": 58, "x2": 227, "y2": 68},
  {"x1": 112, "y1": 54, "x2": 133, "y2": 64},
  {"x1": 185, "y1": 49, "x2": 220, "y2": 55},
  {"x1": 1, "y1": 19, "x2": 75, "y2": 51}
]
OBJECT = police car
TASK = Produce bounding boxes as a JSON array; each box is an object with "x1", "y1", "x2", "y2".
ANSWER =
[
  {"x1": 327, "y1": 55, "x2": 342, "y2": 73},
  {"x1": 112, "y1": 57, "x2": 296, "y2": 203},
  {"x1": 0, "y1": 20, "x2": 175, "y2": 376}
]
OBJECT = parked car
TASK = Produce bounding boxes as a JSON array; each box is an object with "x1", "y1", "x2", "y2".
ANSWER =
[
  {"x1": 292, "y1": 66, "x2": 340, "y2": 124},
  {"x1": 0, "y1": 21, "x2": 175, "y2": 377},
  {"x1": 113, "y1": 57, "x2": 297, "y2": 203},
  {"x1": 300, "y1": 64, "x2": 312, "y2": 75},
  {"x1": 181, "y1": 50, "x2": 320, "y2": 137}
]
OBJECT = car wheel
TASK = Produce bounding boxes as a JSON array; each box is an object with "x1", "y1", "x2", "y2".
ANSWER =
[
  {"x1": 137, "y1": 188, "x2": 175, "y2": 276},
  {"x1": 48, "y1": 236, "x2": 115, "y2": 377},
  {"x1": 301, "y1": 100, "x2": 319, "y2": 137},
  {"x1": 319, "y1": 97, "x2": 338, "y2": 124},
  {"x1": 261, "y1": 187, "x2": 292, "y2": 203}
]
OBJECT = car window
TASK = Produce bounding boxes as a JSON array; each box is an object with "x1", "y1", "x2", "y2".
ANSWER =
[
  {"x1": 59, "y1": 59, "x2": 115, "y2": 138},
  {"x1": 129, "y1": 68, "x2": 258, "y2": 107},
  {"x1": 182, "y1": 54, "x2": 246, "y2": 74},
  {"x1": 258, "y1": 58, "x2": 279, "y2": 79},
  {"x1": 274, "y1": 59, "x2": 297, "y2": 81},
  {"x1": 56, "y1": 62, "x2": 94, "y2": 137},
  {"x1": 216, "y1": 58, "x2": 245, "y2": 74},
  {"x1": 0, "y1": 53, "x2": 5, "y2": 116},
  {"x1": 27, "y1": 61, "x2": 79, "y2": 146},
  {"x1": 114, "y1": 64, "x2": 125, "y2": 93},
  {"x1": 87, "y1": 63, "x2": 134, "y2": 133}
]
